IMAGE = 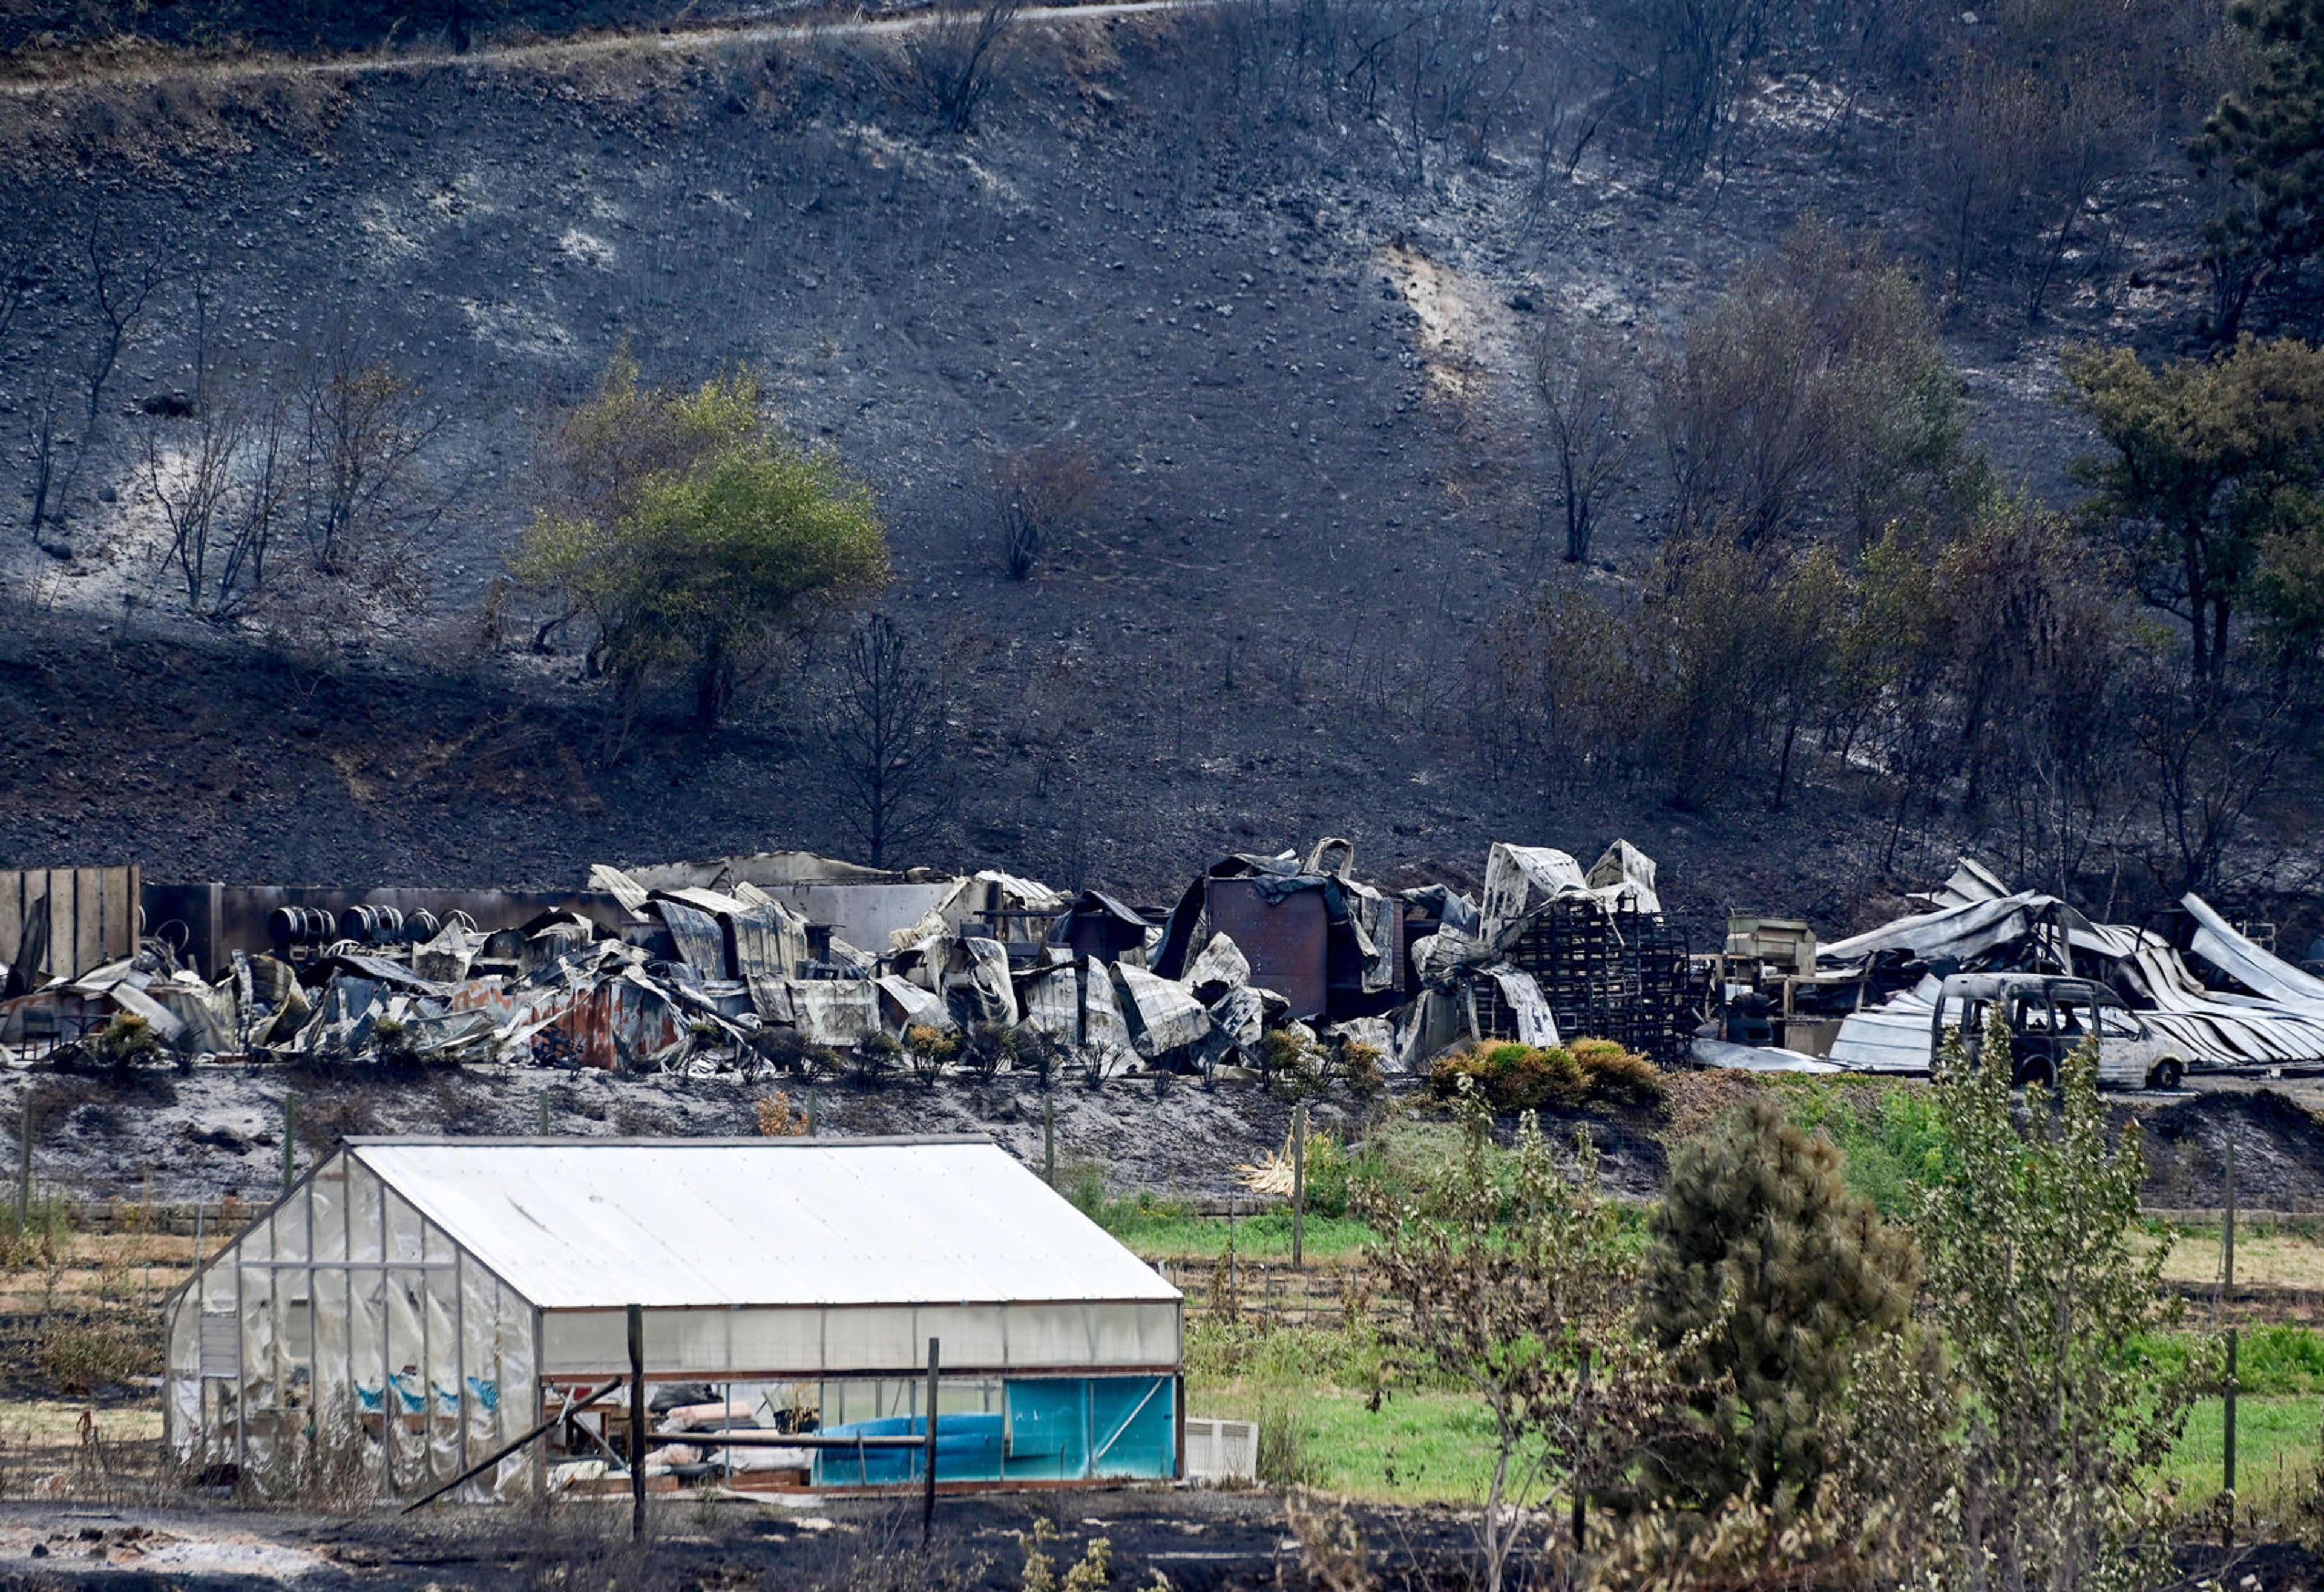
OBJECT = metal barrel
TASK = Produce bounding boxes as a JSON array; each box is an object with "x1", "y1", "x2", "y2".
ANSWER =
[
  {"x1": 270, "y1": 905, "x2": 337, "y2": 948},
  {"x1": 336, "y1": 904, "x2": 405, "y2": 945}
]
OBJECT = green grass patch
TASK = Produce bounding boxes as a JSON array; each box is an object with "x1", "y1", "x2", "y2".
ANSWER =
[
  {"x1": 2162, "y1": 1395, "x2": 2320, "y2": 1508},
  {"x1": 1194, "y1": 1380, "x2": 1513, "y2": 1503},
  {"x1": 2136, "y1": 1325, "x2": 2324, "y2": 1395},
  {"x1": 1093, "y1": 1205, "x2": 1377, "y2": 1261},
  {"x1": 1759, "y1": 1076, "x2": 1955, "y2": 1218}
]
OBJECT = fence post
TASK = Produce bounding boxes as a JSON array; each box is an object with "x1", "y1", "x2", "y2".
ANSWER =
[
  {"x1": 538, "y1": 1092, "x2": 551, "y2": 1136},
  {"x1": 2224, "y1": 1141, "x2": 2237, "y2": 1547},
  {"x1": 922, "y1": 1337, "x2": 940, "y2": 1545},
  {"x1": 281, "y1": 1093, "x2": 295, "y2": 1199},
  {"x1": 1291, "y1": 1101, "x2": 1307, "y2": 1271},
  {"x1": 14, "y1": 1097, "x2": 31, "y2": 1243},
  {"x1": 628, "y1": 1303, "x2": 646, "y2": 1541},
  {"x1": 1043, "y1": 1095, "x2": 1055, "y2": 1187}
]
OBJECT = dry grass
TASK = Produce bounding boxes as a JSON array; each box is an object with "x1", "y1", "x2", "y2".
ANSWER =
[{"x1": 2142, "y1": 1227, "x2": 2324, "y2": 1293}]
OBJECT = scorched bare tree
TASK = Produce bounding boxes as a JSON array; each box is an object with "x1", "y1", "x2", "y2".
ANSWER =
[
  {"x1": 821, "y1": 612, "x2": 952, "y2": 868},
  {"x1": 1537, "y1": 323, "x2": 1637, "y2": 565}
]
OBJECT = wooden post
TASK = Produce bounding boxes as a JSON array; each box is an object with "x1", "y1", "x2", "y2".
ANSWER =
[
  {"x1": 806, "y1": 1089, "x2": 819, "y2": 1136},
  {"x1": 922, "y1": 1337, "x2": 940, "y2": 1546},
  {"x1": 1043, "y1": 1095, "x2": 1055, "y2": 1187},
  {"x1": 281, "y1": 1093, "x2": 295, "y2": 1199},
  {"x1": 2225, "y1": 1326, "x2": 2239, "y2": 1547},
  {"x1": 1574, "y1": 1349, "x2": 1592, "y2": 1553},
  {"x1": 14, "y1": 1096, "x2": 31, "y2": 1243},
  {"x1": 628, "y1": 1303, "x2": 646, "y2": 1541},
  {"x1": 2212, "y1": 1148, "x2": 2231, "y2": 1311},
  {"x1": 538, "y1": 1092, "x2": 551, "y2": 1136},
  {"x1": 2223, "y1": 1141, "x2": 2237, "y2": 1546},
  {"x1": 1228, "y1": 1197, "x2": 1238, "y2": 1308},
  {"x1": 1291, "y1": 1102, "x2": 1307, "y2": 1271}
]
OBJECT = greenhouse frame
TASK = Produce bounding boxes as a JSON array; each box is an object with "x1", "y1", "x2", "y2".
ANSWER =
[{"x1": 163, "y1": 1135, "x2": 1184, "y2": 1501}]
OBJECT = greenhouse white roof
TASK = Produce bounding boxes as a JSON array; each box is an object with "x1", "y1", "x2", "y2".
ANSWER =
[{"x1": 343, "y1": 1136, "x2": 1181, "y2": 1312}]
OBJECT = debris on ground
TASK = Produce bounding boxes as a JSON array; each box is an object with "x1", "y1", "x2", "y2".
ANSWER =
[
  {"x1": 2139, "y1": 1089, "x2": 2324, "y2": 1210},
  {"x1": 1698, "y1": 857, "x2": 2324, "y2": 1082}
]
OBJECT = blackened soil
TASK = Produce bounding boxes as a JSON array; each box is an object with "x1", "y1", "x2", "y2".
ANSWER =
[
  {"x1": 2140, "y1": 1090, "x2": 2324, "y2": 1212},
  {"x1": 0, "y1": 1493, "x2": 1483, "y2": 1591},
  {"x1": 0, "y1": 8, "x2": 2260, "y2": 947}
]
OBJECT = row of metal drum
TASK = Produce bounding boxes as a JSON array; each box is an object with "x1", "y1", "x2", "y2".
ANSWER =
[{"x1": 268, "y1": 905, "x2": 467, "y2": 950}]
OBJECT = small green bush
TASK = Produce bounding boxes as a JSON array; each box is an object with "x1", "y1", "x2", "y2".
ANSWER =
[
  {"x1": 1427, "y1": 1039, "x2": 1660, "y2": 1112},
  {"x1": 901, "y1": 1023, "x2": 959, "y2": 1083},
  {"x1": 94, "y1": 1014, "x2": 160, "y2": 1069},
  {"x1": 1572, "y1": 1037, "x2": 1666, "y2": 1104},
  {"x1": 846, "y1": 1032, "x2": 901, "y2": 1087},
  {"x1": 1338, "y1": 1041, "x2": 1387, "y2": 1102}
]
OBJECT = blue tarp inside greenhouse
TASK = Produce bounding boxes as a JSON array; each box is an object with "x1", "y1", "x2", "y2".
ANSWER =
[{"x1": 813, "y1": 1375, "x2": 1177, "y2": 1486}]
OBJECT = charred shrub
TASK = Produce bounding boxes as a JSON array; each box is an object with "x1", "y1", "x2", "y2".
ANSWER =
[{"x1": 992, "y1": 441, "x2": 1103, "y2": 580}]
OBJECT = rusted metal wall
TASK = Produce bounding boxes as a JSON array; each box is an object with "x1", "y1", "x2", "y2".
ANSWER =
[
  {"x1": 1204, "y1": 880, "x2": 1331, "y2": 1020},
  {"x1": 0, "y1": 865, "x2": 141, "y2": 988},
  {"x1": 447, "y1": 977, "x2": 688, "y2": 1070}
]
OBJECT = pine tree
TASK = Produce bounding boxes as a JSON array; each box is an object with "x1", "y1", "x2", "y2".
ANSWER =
[
  {"x1": 2193, "y1": 0, "x2": 2324, "y2": 336},
  {"x1": 1637, "y1": 1093, "x2": 1917, "y2": 1512}
]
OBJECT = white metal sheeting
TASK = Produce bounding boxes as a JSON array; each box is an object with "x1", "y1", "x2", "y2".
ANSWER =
[
  {"x1": 2181, "y1": 894, "x2": 2324, "y2": 1011},
  {"x1": 348, "y1": 1138, "x2": 1180, "y2": 1312},
  {"x1": 1828, "y1": 1000, "x2": 1936, "y2": 1072}
]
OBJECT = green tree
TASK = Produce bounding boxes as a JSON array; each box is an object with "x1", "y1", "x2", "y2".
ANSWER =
[
  {"x1": 1638, "y1": 1094, "x2": 1918, "y2": 1516},
  {"x1": 517, "y1": 358, "x2": 889, "y2": 729},
  {"x1": 1916, "y1": 1017, "x2": 2205, "y2": 1591},
  {"x1": 2193, "y1": 0, "x2": 2324, "y2": 338},
  {"x1": 2066, "y1": 335, "x2": 2324, "y2": 680}
]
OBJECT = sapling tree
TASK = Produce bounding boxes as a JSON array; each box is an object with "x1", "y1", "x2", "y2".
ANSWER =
[
  {"x1": 1917, "y1": 1015, "x2": 2207, "y2": 1591},
  {"x1": 1359, "y1": 1096, "x2": 1686, "y2": 1592},
  {"x1": 517, "y1": 359, "x2": 889, "y2": 737}
]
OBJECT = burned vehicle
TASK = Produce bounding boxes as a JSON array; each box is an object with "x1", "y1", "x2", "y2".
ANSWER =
[{"x1": 1931, "y1": 973, "x2": 2185, "y2": 1092}]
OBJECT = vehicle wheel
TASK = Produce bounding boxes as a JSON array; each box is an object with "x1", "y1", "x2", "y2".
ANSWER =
[
  {"x1": 2014, "y1": 1057, "x2": 2056, "y2": 1090},
  {"x1": 2148, "y1": 1058, "x2": 2184, "y2": 1091}
]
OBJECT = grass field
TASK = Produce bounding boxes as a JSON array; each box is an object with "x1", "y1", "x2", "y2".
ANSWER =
[
  {"x1": 1088, "y1": 1203, "x2": 1378, "y2": 1262},
  {"x1": 2167, "y1": 1396, "x2": 2320, "y2": 1511},
  {"x1": 1184, "y1": 1314, "x2": 2324, "y2": 1514},
  {"x1": 2148, "y1": 1224, "x2": 2324, "y2": 1294}
]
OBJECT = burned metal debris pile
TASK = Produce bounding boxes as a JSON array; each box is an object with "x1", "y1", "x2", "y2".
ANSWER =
[
  {"x1": 1702, "y1": 857, "x2": 2324, "y2": 1081},
  {"x1": 0, "y1": 840, "x2": 1701, "y2": 1079}
]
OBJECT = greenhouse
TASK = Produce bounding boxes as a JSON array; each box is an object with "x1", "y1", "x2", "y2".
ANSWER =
[{"x1": 163, "y1": 1135, "x2": 1184, "y2": 1501}]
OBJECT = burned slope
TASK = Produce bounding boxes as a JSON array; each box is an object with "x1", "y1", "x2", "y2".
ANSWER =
[
  {"x1": 0, "y1": 0, "x2": 800, "y2": 60},
  {"x1": 0, "y1": 10, "x2": 2270, "y2": 939}
]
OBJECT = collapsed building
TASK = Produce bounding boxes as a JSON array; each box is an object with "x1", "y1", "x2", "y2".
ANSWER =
[
  {"x1": 1703, "y1": 858, "x2": 2324, "y2": 1080},
  {"x1": 0, "y1": 839, "x2": 1702, "y2": 1079}
]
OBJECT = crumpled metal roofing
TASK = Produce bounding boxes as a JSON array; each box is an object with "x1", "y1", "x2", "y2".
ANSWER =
[
  {"x1": 1823, "y1": 866, "x2": 2324, "y2": 1073},
  {"x1": 348, "y1": 1137, "x2": 1181, "y2": 1311},
  {"x1": 1818, "y1": 891, "x2": 2090, "y2": 965}
]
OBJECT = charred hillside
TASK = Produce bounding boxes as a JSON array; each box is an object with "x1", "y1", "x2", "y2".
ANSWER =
[{"x1": 0, "y1": 0, "x2": 2317, "y2": 949}]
